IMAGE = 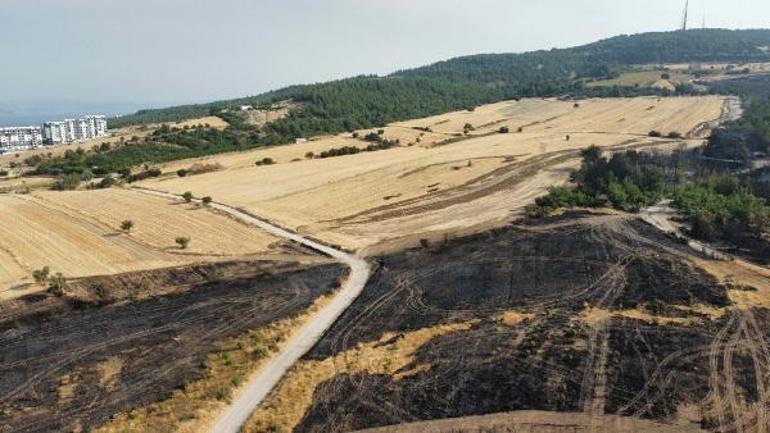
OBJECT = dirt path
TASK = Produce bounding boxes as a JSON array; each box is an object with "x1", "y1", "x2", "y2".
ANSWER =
[{"x1": 133, "y1": 187, "x2": 371, "y2": 433}]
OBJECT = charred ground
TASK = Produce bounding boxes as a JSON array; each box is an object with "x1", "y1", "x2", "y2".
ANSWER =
[
  {"x1": 284, "y1": 213, "x2": 769, "y2": 433},
  {"x1": 0, "y1": 260, "x2": 344, "y2": 433}
]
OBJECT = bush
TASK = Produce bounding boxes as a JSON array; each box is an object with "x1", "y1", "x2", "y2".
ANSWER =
[
  {"x1": 175, "y1": 237, "x2": 190, "y2": 249},
  {"x1": 201, "y1": 196, "x2": 213, "y2": 206},
  {"x1": 48, "y1": 273, "x2": 66, "y2": 296},
  {"x1": 255, "y1": 157, "x2": 274, "y2": 166},
  {"x1": 648, "y1": 130, "x2": 662, "y2": 137},
  {"x1": 127, "y1": 168, "x2": 162, "y2": 183},
  {"x1": 32, "y1": 266, "x2": 50, "y2": 283},
  {"x1": 499, "y1": 126, "x2": 510, "y2": 134},
  {"x1": 98, "y1": 176, "x2": 116, "y2": 189},
  {"x1": 182, "y1": 191, "x2": 194, "y2": 203},
  {"x1": 121, "y1": 219, "x2": 134, "y2": 233},
  {"x1": 667, "y1": 131, "x2": 683, "y2": 139},
  {"x1": 177, "y1": 168, "x2": 188, "y2": 177},
  {"x1": 52, "y1": 174, "x2": 82, "y2": 191}
]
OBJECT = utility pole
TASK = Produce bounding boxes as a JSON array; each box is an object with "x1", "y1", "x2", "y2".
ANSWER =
[{"x1": 681, "y1": 0, "x2": 689, "y2": 31}]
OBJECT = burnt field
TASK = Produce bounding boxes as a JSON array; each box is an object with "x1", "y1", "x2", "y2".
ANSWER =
[
  {"x1": 255, "y1": 213, "x2": 770, "y2": 433},
  {"x1": 0, "y1": 260, "x2": 344, "y2": 433}
]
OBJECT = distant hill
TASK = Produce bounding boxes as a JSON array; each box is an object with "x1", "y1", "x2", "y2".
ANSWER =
[{"x1": 110, "y1": 29, "x2": 770, "y2": 129}]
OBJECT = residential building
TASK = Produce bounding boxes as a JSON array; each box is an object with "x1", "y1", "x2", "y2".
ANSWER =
[
  {"x1": 2, "y1": 114, "x2": 109, "y2": 151},
  {"x1": 41, "y1": 115, "x2": 108, "y2": 145},
  {"x1": 0, "y1": 127, "x2": 43, "y2": 152}
]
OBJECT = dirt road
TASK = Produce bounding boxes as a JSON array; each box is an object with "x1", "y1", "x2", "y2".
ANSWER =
[{"x1": 134, "y1": 188, "x2": 371, "y2": 433}]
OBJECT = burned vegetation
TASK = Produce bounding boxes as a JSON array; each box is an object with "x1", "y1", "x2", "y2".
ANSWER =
[
  {"x1": 281, "y1": 213, "x2": 768, "y2": 433},
  {"x1": 0, "y1": 261, "x2": 344, "y2": 433}
]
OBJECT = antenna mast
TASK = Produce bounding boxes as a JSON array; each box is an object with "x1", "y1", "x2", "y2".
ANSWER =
[{"x1": 681, "y1": 0, "x2": 689, "y2": 31}]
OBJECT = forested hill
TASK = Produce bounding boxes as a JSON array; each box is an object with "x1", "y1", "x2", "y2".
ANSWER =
[
  {"x1": 111, "y1": 29, "x2": 770, "y2": 128},
  {"x1": 397, "y1": 29, "x2": 770, "y2": 85}
]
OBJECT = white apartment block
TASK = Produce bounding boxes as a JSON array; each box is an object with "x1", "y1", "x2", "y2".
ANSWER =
[
  {"x1": 0, "y1": 127, "x2": 43, "y2": 152},
  {"x1": 41, "y1": 115, "x2": 108, "y2": 145}
]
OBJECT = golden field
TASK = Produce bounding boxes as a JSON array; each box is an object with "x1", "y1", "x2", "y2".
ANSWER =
[
  {"x1": 139, "y1": 96, "x2": 729, "y2": 252},
  {"x1": 0, "y1": 188, "x2": 281, "y2": 299}
]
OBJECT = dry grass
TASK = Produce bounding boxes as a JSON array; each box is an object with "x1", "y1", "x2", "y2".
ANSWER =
[
  {"x1": 139, "y1": 96, "x2": 727, "y2": 252},
  {"x1": 580, "y1": 306, "x2": 700, "y2": 326},
  {"x1": 96, "y1": 357, "x2": 124, "y2": 391},
  {"x1": 586, "y1": 70, "x2": 692, "y2": 88},
  {"x1": 94, "y1": 291, "x2": 339, "y2": 433},
  {"x1": 171, "y1": 116, "x2": 229, "y2": 130},
  {"x1": 243, "y1": 321, "x2": 476, "y2": 433},
  {"x1": 691, "y1": 258, "x2": 770, "y2": 309},
  {"x1": 0, "y1": 188, "x2": 280, "y2": 298},
  {"x1": 356, "y1": 410, "x2": 705, "y2": 433}
]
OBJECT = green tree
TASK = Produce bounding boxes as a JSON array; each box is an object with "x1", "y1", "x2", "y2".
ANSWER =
[
  {"x1": 120, "y1": 219, "x2": 134, "y2": 234},
  {"x1": 175, "y1": 236, "x2": 190, "y2": 249},
  {"x1": 48, "y1": 273, "x2": 66, "y2": 296},
  {"x1": 32, "y1": 266, "x2": 50, "y2": 283}
]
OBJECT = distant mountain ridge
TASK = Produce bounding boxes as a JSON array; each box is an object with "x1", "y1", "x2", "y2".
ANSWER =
[{"x1": 111, "y1": 29, "x2": 770, "y2": 128}]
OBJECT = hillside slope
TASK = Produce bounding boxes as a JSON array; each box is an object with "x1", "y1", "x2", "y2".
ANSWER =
[{"x1": 111, "y1": 29, "x2": 770, "y2": 128}]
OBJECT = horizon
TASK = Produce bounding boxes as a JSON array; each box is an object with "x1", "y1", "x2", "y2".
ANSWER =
[{"x1": 3, "y1": 0, "x2": 770, "y2": 126}]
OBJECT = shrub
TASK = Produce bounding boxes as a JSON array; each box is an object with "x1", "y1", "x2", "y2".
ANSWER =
[
  {"x1": 120, "y1": 219, "x2": 134, "y2": 233},
  {"x1": 98, "y1": 176, "x2": 116, "y2": 189},
  {"x1": 175, "y1": 237, "x2": 190, "y2": 249},
  {"x1": 201, "y1": 196, "x2": 213, "y2": 206},
  {"x1": 48, "y1": 273, "x2": 66, "y2": 296},
  {"x1": 305, "y1": 151, "x2": 315, "y2": 159},
  {"x1": 182, "y1": 191, "x2": 194, "y2": 203},
  {"x1": 32, "y1": 266, "x2": 50, "y2": 283},
  {"x1": 499, "y1": 126, "x2": 510, "y2": 134},
  {"x1": 648, "y1": 130, "x2": 662, "y2": 137},
  {"x1": 667, "y1": 131, "x2": 683, "y2": 139},
  {"x1": 255, "y1": 157, "x2": 274, "y2": 166},
  {"x1": 52, "y1": 174, "x2": 82, "y2": 191},
  {"x1": 177, "y1": 169, "x2": 188, "y2": 177}
]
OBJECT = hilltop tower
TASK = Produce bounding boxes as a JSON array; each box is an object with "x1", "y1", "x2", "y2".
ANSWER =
[{"x1": 681, "y1": 0, "x2": 689, "y2": 31}]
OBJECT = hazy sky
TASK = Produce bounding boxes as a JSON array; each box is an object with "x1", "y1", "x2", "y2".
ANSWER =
[{"x1": 2, "y1": 0, "x2": 770, "y2": 112}]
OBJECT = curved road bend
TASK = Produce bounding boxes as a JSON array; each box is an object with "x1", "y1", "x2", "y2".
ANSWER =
[{"x1": 133, "y1": 187, "x2": 371, "y2": 433}]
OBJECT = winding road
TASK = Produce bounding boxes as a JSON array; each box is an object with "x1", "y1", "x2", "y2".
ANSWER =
[{"x1": 134, "y1": 187, "x2": 371, "y2": 433}]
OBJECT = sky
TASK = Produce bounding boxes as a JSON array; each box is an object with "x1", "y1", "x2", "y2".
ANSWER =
[{"x1": 1, "y1": 0, "x2": 769, "y2": 123}]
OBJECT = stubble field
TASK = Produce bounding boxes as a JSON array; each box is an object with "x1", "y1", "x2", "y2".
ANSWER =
[
  {"x1": 0, "y1": 188, "x2": 283, "y2": 299},
  {"x1": 140, "y1": 96, "x2": 729, "y2": 252}
]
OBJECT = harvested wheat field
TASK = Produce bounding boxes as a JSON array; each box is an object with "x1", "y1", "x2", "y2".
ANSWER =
[
  {"x1": 139, "y1": 96, "x2": 729, "y2": 252},
  {"x1": 170, "y1": 115, "x2": 229, "y2": 129},
  {"x1": 0, "y1": 188, "x2": 284, "y2": 299}
]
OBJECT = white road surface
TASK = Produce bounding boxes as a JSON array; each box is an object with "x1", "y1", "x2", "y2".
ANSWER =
[{"x1": 134, "y1": 187, "x2": 371, "y2": 433}]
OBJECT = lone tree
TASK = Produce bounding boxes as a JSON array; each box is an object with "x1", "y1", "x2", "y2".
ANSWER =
[
  {"x1": 175, "y1": 236, "x2": 190, "y2": 250},
  {"x1": 201, "y1": 196, "x2": 213, "y2": 206},
  {"x1": 32, "y1": 266, "x2": 50, "y2": 283},
  {"x1": 182, "y1": 191, "x2": 194, "y2": 203},
  {"x1": 120, "y1": 219, "x2": 134, "y2": 234}
]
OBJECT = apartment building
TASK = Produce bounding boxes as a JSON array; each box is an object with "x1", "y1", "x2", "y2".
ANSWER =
[
  {"x1": 0, "y1": 127, "x2": 43, "y2": 152},
  {"x1": 41, "y1": 115, "x2": 108, "y2": 145}
]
